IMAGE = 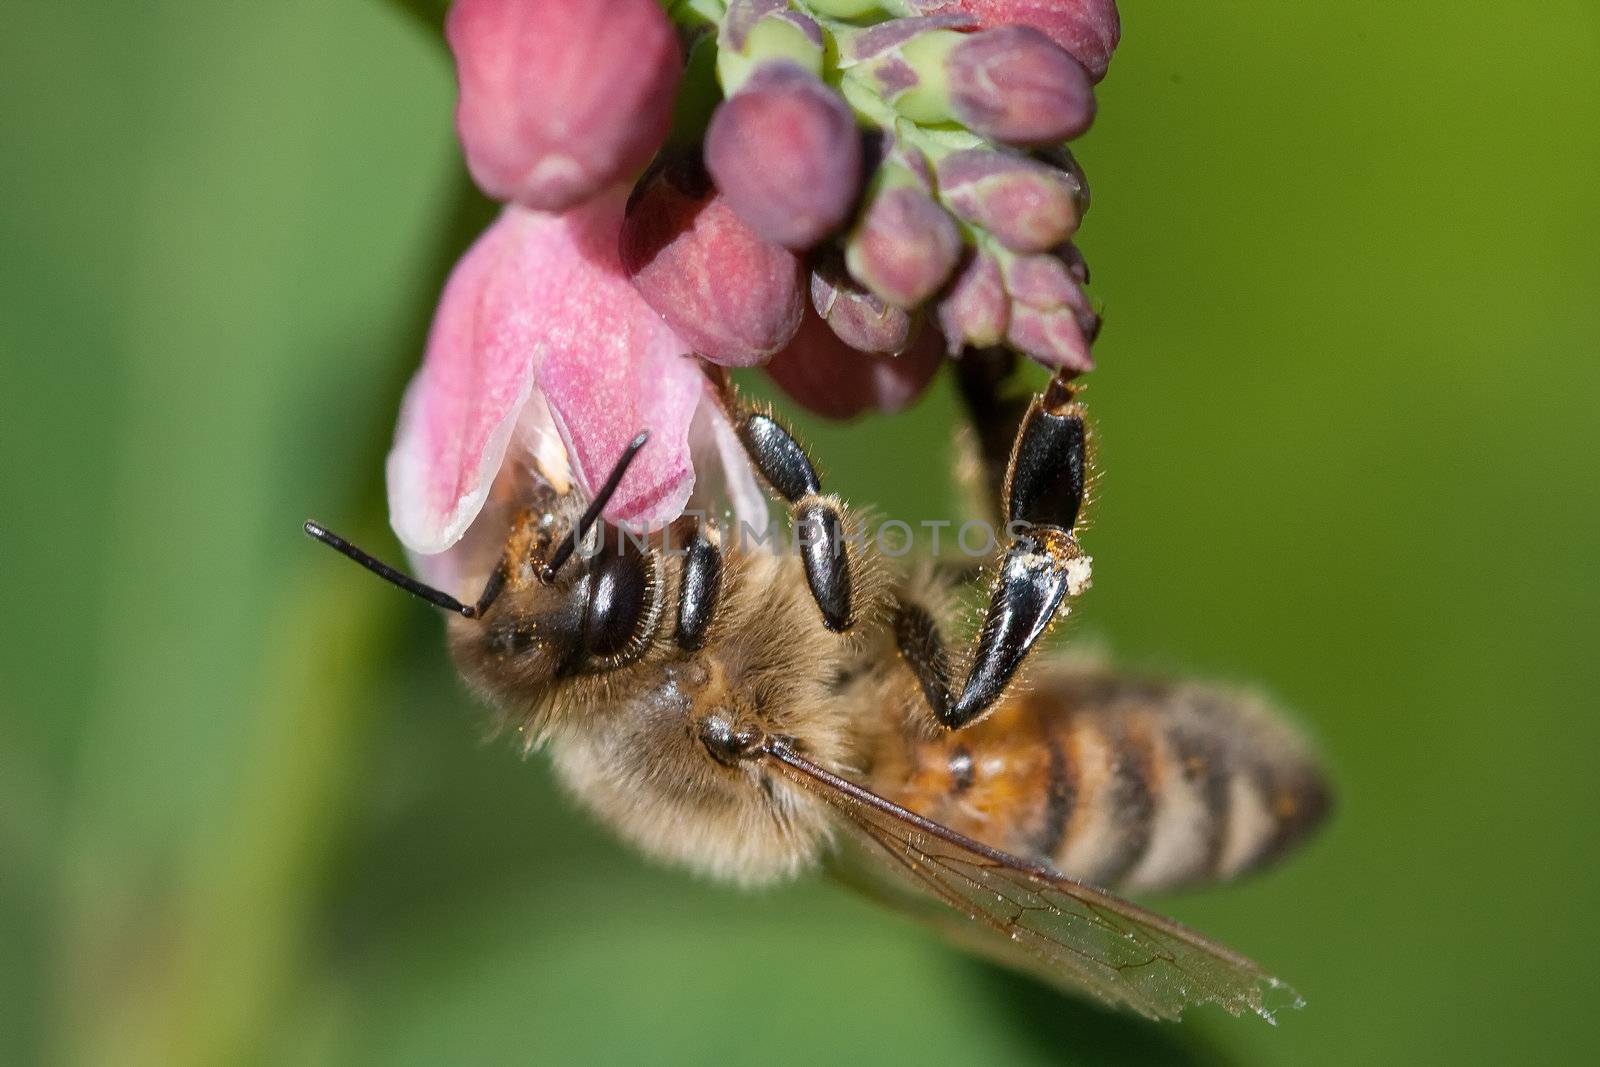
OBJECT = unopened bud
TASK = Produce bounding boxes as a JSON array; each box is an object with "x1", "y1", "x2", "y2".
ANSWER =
[
  {"x1": 447, "y1": 0, "x2": 680, "y2": 211},
  {"x1": 902, "y1": 0, "x2": 1121, "y2": 82},
  {"x1": 620, "y1": 158, "x2": 804, "y2": 367},
  {"x1": 845, "y1": 182, "x2": 962, "y2": 308},
  {"x1": 937, "y1": 149, "x2": 1080, "y2": 253},
  {"x1": 765, "y1": 310, "x2": 945, "y2": 420},
  {"x1": 811, "y1": 255, "x2": 918, "y2": 353},
  {"x1": 1002, "y1": 249, "x2": 1099, "y2": 370},
  {"x1": 1008, "y1": 251, "x2": 1100, "y2": 338},
  {"x1": 936, "y1": 250, "x2": 1009, "y2": 352},
  {"x1": 1002, "y1": 251, "x2": 1091, "y2": 315},
  {"x1": 705, "y1": 62, "x2": 863, "y2": 249},
  {"x1": 1007, "y1": 303, "x2": 1094, "y2": 372},
  {"x1": 946, "y1": 25, "x2": 1094, "y2": 145}
]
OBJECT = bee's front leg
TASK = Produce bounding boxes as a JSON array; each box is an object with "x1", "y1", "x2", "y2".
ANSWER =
[
  {"x1": 898, "y1": 371, "x2": 1092, "y2": 730},
  {"x1": 670, "y1": 516, "x2": 724, "y2": 652},
  {"x1": 705, "y1": 367, "x2": 855, "y2": 634}
]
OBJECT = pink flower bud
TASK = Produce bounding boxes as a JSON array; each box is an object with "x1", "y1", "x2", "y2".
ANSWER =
[
  {"x1": 705, "y1": 63, "x2": 864, "y2": 249},
  {"x1": 845, "y1": 185, "x2": 962, "y2": 308},
  {"x1": 765, "y1": 310, "x2": 945, "y2": 420},
  {"x1": 1001, "y1": 250, "x2": 1100, "y2": 370},
  {"x1": 621, "y1": 159, "x2": 804, "y2": 367},
  {"x1": 447, "y1": 0, "x2": 680, "y2": 211},
  {"x1": 936, "y1": 250, "x2": 1009, "y2": 352},
  {"x1": 1006, "y1": 303, "x2": 1094, "y2": 372},
  {"x1": 945, "y1": 25, "x2": 1094, "y2": 144},
  {"x1": 1003, "y1": 251, "x2": 1091, "y2": 314},
  {"x1": 904, "y1": 1, "x2": 1121, "y2": 82},
  {"x1": 937, "y1": 149, "x2": 1081, "y2": 253},
  {"x1": 811, "y1": 257, "x2": 917, "y2": 354},
  {"x1": 1016, "y1": 252, "x2": 1100, "y2": 332}
]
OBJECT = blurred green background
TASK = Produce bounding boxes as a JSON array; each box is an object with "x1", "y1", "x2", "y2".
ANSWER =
[{"x1": 4, "y1": 1, "x2": 1598, "y2": 1063}]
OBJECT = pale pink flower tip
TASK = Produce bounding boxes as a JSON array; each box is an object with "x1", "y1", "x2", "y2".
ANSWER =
[
  {"x1": 387, "y1": 193, "x2": 707, "y2": 564},
  {"x1": 447, "y1": 0, "x2": 681, "y2": 212}
]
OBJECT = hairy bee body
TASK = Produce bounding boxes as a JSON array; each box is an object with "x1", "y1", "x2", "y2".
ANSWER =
[
  {"x1": 450, "y1": 506, "x2": 1328, "y2": 895},
  {"x1": 311, "y1": 376, "x2": 1333, "y2": 1019}
]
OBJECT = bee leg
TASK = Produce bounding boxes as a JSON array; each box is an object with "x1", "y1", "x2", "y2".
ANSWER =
[
  {"x1": 739, "y1": 411, "x2": 854, "y2": 632},
  {"x1": 706, "y1": 368, "x2": 854, "y2": 633},
  {"x1": 953, "y1": 346, "x2": 1028, "y2": 525},
  {"x1": 917, "y1": 373, "x2": 1092, "y2": 730},
  {"x1": 672, "y1": 517, "x2": 723, "y2": 652},
  {"x1": 894, "y1": 599, "x2": 956, "y2": 723}
]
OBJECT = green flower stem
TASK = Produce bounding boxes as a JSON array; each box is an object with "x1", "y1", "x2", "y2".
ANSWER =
[
  {"x1": 812, "y1": 13, "x2": 985, "y2": 162},
  {"x1": 64, "y1": 157, "x2": 496, "y2": 1065}
]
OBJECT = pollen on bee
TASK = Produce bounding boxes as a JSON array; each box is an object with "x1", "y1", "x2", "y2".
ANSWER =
[{"x1": 1064, "y1": 555, "x2": 1093, "y2": 596}]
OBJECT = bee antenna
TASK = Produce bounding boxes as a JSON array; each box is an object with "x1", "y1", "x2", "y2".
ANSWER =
[
  {"x1": 541, "y1": 430, "x2": 650, "y2": 583},
  {"x1": 303, "y1": 521, "x2": 502, "y2": 619}
]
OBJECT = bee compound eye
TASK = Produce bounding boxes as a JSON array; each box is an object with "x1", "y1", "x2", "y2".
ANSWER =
[{"x1": 580, "y1": 538, "x2": 651, "y2": 660}]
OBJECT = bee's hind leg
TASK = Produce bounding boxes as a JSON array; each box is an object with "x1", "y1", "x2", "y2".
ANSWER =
[
  {"x1": 899, "y1": 367, "x2": 1093, "y2": 730},
  {"x1": 705, "y1": 367, "x2": 855, "y2": 634},
  {"x1": 952, "y1": 346, "x2": 1029, "y2": 528}
]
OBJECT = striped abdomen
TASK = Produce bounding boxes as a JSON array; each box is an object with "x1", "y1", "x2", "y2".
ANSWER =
[{"x1": 868, "y1": 666, "x2": 1330, "y2": 893}]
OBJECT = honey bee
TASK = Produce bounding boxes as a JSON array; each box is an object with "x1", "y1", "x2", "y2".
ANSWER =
[{"x1": 306, "y1": 358, "x2": 1329, "y2": 1022}]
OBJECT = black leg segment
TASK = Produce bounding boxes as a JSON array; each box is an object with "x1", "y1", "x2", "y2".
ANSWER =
[
  {"x1": 894, "y1": 601, "x2": 954, "y2": 723},
  {"x1": 947, "y1": 531, "x2": 1085, "y2": 725},
  {"x1": 675, "y1": 521, "x2": 723, "y2": 652},
  {"x1": 954, "y1": 347, "x2": 1028, "y2": 512},
  {"x1": 738, "y1": 414, "x2": 821, "y2": 502},
  {"x1": 1006, "y1": 380, "x2": 1087, "y2": 531},
  {"x1": 720, "y1": 388, "x2": 855, "y2": 633},
  {"x1": 899, "y1": 371, "x2": 1093, "y2": 730},
  {"x1": 796, "y1": 499, "x2": 853, "y2": 633}
]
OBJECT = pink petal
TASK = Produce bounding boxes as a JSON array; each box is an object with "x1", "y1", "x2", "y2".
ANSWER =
[
  {"x1": 387, "y1": 193, "x2": 701, "y2": 559},
  {"x1": 407, "y1": 393, "x2": 565, "y2": 596}
]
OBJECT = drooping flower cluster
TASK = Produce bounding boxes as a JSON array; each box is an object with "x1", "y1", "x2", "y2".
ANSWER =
[
  {"x1": 390, "y1": 0, "x2": 1119, "y2": 584},
  {"x1": 680, "y1": 0, "x2": 1115, "y2": 372}
]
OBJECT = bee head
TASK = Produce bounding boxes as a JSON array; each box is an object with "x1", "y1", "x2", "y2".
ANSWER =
[
  {"x1": 460, "y1": 521, "x2": 661, "y2": 685},
  {"x1": 305, "y1": 431, "x2": 661, "y2": 697}
]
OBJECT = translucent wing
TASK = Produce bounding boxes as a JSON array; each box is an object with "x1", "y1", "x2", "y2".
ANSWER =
[{"x1": 763, "y1": 742, "x2": 1303, "y2": 1023}]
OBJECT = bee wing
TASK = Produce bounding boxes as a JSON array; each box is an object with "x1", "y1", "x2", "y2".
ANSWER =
[{"x1": 762, "y1": 742, "x2": 1302, "y2": 1023}]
